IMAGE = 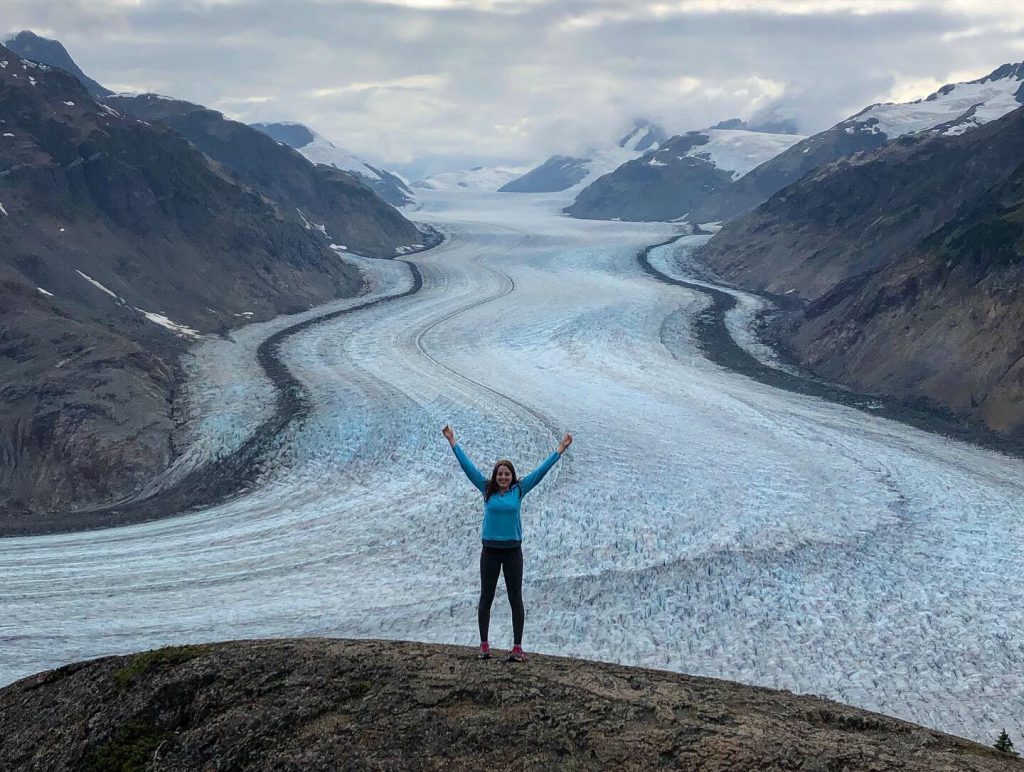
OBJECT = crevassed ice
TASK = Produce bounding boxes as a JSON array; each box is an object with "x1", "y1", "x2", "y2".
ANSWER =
[{"x1": 2, "y1": 191, "x2": 1022, "y2": 746}]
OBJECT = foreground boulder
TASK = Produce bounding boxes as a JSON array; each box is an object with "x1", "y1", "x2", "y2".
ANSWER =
[{"x1": 0, "y1": 639, "x2": 1017, "y2": 771}]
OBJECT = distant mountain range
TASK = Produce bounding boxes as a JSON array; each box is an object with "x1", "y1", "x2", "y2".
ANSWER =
[
  {"x1": 412, "y1": 165, "x2": 530, "y2": 192},
  {"x1": 564, "y1": 125, "x2": 804, "y2": 221},
  {"x1": 563, "y1": 63, "x2": 1024, "y2": 224},
  {"x1": 687, "y1": 61, "x2": 1024, "y2": 224},
  {"x1": 499, "y1": 120, "x2": 668, "y2": 193},
  {"x1": 251, "y1": 122, "x2": 414, "y2": 207}
]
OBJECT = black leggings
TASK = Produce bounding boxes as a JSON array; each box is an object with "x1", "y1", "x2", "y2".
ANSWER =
[{"x1": 478, "y1": 546, "x2": 524, "y2": 645}]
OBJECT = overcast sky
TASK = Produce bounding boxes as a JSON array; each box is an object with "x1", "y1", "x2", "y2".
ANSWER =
[{"x1": 5, "y1": 0, "x2": 1024, "y2": 176}]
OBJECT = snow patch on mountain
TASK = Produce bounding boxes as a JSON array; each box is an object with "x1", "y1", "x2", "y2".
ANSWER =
[
  {"x1": 674, "y1": 129, "x2": 805, "y2": 180},
  {"x1": 135, "y1": 309, "x2": 201, "y2": 338},
  {"x1": 294, "y1": 129, "x2": 383, "y2": 182},
  {"x1": 842, "y1": 63, "x2": 1024, "y2": 140},
  {"x1": 413, "y1": 165, "x2": 529, "y2": 192},
  {"x1": 75, "y1": 269, "x2": 124, "y2": 303},
  {"x1": 501, "y1": 120, "x2": 669, "y2": 194}
]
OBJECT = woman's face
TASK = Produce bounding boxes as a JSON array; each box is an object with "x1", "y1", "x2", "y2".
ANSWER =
[{"x1": 495, "y1": 464, "x2": 513, "y2": 490}]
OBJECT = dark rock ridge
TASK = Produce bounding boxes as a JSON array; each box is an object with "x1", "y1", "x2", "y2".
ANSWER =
[
  {"x1": 0, "y1": 639, "x2": 1018, "y2": 771},
  {"x1": 499, "y1": 119, "x2": 667, "y2": 193},
  {"x1": 0, "y1": 43, "x2": 364, "y2": 519},
  {"x1": 251, "y1": 121, "x2": 415, "y2": 208},
  {"x1": 689, "y1": 60, "x2": 1024, "y2": 223},
  {"x1": 699, "y1": 105, "x2": 1024, "y2": 435},
  {"x1": 687, "y1": 117, "x2": 892, "y2": 224},
  {"x1": 4, "y1": 30, "x2": 113, "y2": 99},
  {"x1": 4, "y1": 30, "x2": 427, "y2": 248},
  {"x1": 104, "y1": 96, "x2": 427, "y2": 256}
]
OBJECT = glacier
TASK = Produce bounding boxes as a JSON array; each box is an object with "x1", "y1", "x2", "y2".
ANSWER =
[{"x1": 1, "y1": 191, "x2": 1022, "y2": 745}]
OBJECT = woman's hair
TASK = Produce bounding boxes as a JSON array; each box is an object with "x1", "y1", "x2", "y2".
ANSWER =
[{"x1": 484, "y1": 459, "x2": 519, "y2": 501}]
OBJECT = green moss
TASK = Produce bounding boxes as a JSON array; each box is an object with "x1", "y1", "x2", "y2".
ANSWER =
[
  {"x1": 114, "y1": 644, "x2": 210, "y2": 689},
  {"x1": 83, "y1": 720, "x2": 173, "y2": 772}
]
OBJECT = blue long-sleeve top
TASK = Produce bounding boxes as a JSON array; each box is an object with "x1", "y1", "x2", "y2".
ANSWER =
[{"x1": 451, "y1": 443, "x2": 561, "y2": 548}]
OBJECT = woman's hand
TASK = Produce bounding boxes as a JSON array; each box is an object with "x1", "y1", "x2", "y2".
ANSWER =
[
  {"x1": 557, "y1": 432, "x2": 573, "y2": 454},
  {"x1": 441, "y1": 425, "x2": 456, "y2": 447}
]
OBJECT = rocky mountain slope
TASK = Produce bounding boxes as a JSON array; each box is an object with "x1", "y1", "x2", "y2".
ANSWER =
[
  {"x1": 251, "y1": 121, "x2": 414, "y2": 207},
  {"x1": 1, "y1": 638, "x2": 1018, "y2": 771},
  {"x1": 699, "y1": 105, "x2": 1024, "y2": 435},
  {"x1": 690, "y1": 61, "x2": 1024, "y2": 223},
  {"x1": 564, "y1": 126, "x2": 803, "y2": 221},
  {"x1": 4, "y1": 30, "x2": 112, "y2": 99},
  {"x1": 0, "y1": 44, "x2": 367, "y2": 519},
  {"x1": 7, "y1": 30, "x2": 431, "y2": 255},
  {"x1": 101, "y1": 95, "x2": 429, "y2": 257},
  {"x1": 499, "y1": 120, "x2": 667, "y2": 193}
]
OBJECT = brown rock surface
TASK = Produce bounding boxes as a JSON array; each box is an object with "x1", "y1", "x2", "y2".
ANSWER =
[{"x1": 0, "y1": 638, "x2": 1019, "y2": 771}]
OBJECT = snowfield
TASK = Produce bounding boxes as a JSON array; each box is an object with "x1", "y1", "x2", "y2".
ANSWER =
[{"x1": 2, "y1": 192, "x2": 1023, "y2": 745}]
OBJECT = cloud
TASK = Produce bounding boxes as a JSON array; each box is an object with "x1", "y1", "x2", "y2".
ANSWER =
[{"x1": 3, "y1": 0, "x2": 1022, "y2": 173}]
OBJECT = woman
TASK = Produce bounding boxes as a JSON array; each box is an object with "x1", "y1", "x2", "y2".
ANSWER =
[{"x1": 442, "y1": 424, "x2": 572, "y2": 662}]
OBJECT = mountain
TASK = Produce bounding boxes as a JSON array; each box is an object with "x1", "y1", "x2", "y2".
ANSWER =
[
  {"x1": 498, "y1": 119, "x2": 668, "y2": 193},
  {"x1": 689, "y1": 61, "x2": 1024, "y2": 223},
  {"x1": 3, "y1": 30, "x2": 112, "y2": 99},
  {"x1": 564, "y1": 127, "x2": 804, "y2": 221},
  {"x1": 1, "y1": 639, "x2": 1015, "y2": 771},
  {"x1": 412, "y1": 165, "x2": 529, "y2": 192},
  {"x1": 3, "y1": 30, "x2": 430, "y2": 254},
  {"x1": 106, "y1": 95, "x2": 432, "y2": 257},
  {"x1": 251, "y1": 121, "x2": 414, "y2": 207},
  {"x1": 0, "y1": 43, "x2": 368, "y2": 519},
  {"x1": 698, "y1": 105, "x2": 1024, "y2": 435}
]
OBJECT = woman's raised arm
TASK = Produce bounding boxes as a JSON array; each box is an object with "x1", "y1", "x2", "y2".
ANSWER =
[
  {"x1": 519, "y1": 432, "x2": 572, "y2": 496},
  {"x1": 443, "y1": 425, "x2": 487, "y2": 493}
]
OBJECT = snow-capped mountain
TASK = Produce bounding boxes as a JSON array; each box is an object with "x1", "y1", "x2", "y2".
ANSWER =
[
  {"x1": 842, "y1": 62, "x2": 1024, "y2": 139},
  {"x1": 251, "y1": 122, "x2": 414, "y2": 207},
  {"x1": 688, "y1": 61, "x2": 1024, "y2": 223},
  {"x1": 565, "y1": 126, "x2": 804, "y2": 222},
  {"x1": 411, "y1": 165, "x2": 529, "y2": 192},
  {"x1": 499, "y1": 120, "x2": 668, "y2": 193}
]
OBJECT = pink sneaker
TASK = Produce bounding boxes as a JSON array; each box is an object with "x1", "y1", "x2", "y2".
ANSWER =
[
  {"x1": 506, "y1": 644, "x2": 527, "y2": 662},
  {"x1": 477, "y1": 641, "x2": 491, "y2": 660}
]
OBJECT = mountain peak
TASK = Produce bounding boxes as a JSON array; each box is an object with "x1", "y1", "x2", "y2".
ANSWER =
[
  {"x1": 251, "y1": 121, "x2": 317, "y2": 150},
  {"x1": 617, "y1": 119, "x2": 667, "y2": 152},
  {"x1": 3, "y1": 29, "x2": 112, "y2": 98},
  {"x1": 923, "y1": 60, "x2": 1024, "y2": 102}
]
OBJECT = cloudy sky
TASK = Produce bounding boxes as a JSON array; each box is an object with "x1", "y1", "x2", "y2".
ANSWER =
[{"x1": 5, "y1": 0, "x2": 1024, "y2": 176}]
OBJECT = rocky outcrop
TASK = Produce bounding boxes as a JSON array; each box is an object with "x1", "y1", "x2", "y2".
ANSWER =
[
  {"x1": 0, "y1": 44, "x2": 365, "y2": 519},
  {"x1": 699, "y1": 106, "x2": 1024, "y2": 435},
  {"x1": 0, "y1": 638, "x2": 1017, "y2": 771}
]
